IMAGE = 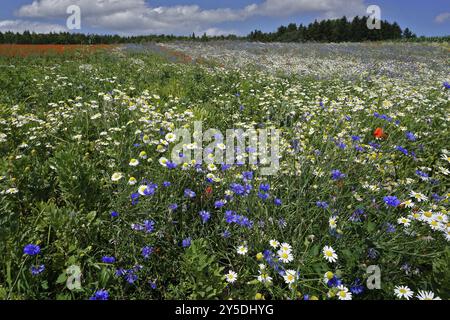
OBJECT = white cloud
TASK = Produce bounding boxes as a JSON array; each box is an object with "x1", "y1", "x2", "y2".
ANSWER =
[
  {"x1": 435, "y1": 12, "x2": 450, "y2": 23},
  {"x1": 0, "y1": 19, "x2": 66, "y2": 33},
  {"x1": 14, "y1": 0, "x2": 369, "y2": 34}
]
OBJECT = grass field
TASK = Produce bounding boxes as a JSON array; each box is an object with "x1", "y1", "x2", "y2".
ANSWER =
[{"x1": 0, "y1": 42, "x2": 448, "y2": 300}]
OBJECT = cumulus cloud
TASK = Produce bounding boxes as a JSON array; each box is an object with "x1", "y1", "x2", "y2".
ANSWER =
[
  {"x1": 435, "y1": 12, "x2": 450, "y2": 23},
  {"x1": 14, "y1": 0, "x2": 369, "y2": 34},
  {"x1": 0, "y1": 19, "x2": 66, "y2": 33}
]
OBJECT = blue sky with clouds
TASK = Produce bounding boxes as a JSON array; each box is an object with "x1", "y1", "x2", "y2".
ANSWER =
[{"x1": 0, "y1": 0, "x2": 449, "y2": 36}]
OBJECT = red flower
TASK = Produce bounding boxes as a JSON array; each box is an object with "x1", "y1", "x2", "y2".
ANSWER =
[{"x1": 373, "y1": 127, "x2": 386, "y2": 139}]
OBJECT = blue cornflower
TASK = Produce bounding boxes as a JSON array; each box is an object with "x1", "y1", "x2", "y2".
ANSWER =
[
  {"x1": 131, "y1": 193, "x2": 139, "y2": 205},
  {"x1": 168, "y1": 203, "x2": 178, "y2": 211},
  {"x1": 259, "y1": 183, "x2": 270, "y2": 192},
  {"x1": 222, "y1": 230, "x2": 231, "y2": 238},
  {"x1": 163, "y1": 181, "x2": 171, "y2": 187},
  {"x1": 115, "y1": 268, "x2": 126, "y2": 277},
  {"x1": 225, "y1": 210, "x2": 236, "y2": 223},
  {"x1": 242, "y1": 171, "x2": 253, "y2": 181},
  {"x1": 166, "y1": 161, "x2": 177, "y2": 169},
  {"x1": 31, "y1": 264, "x2": 45, "y2": 275},
  {"x1": 327, "y1": 275, "x2": 342, "y2": 288},
  {"x1": 110, "y1": 211, "x2": 119, "y2": 218},
  {"x1": 385, "y1": 223, "x2": 396, "y2": 233},
  {"x1": 443, "y1": 82, "x2": 450, "y2": 89},
  {"x1": 90, "y1": 289, "x2": 109, "y2": 300},
  {"x1": 199, "y1": 210, "x2": 211, "y2": 223},
  {"x1": 149, "y1": 281, "x2": 157, "y2": 290},
  {"x1": 23, "y1": 244, "x2": 40, "y2": 256},
  {"x1": 316, "y1": 201, "x2": 329, "y2": 209},
  {"x1": 395, "y1": 146, "x2": 408, "y2": 156},
  {"x1": 141, "y1": 246, "x2": 154, "y2": 259},
  {"x1": 184, "y1": 189, "x2": 196, "y2": 198},
  {"x1": 415, "y1": 170, "x2": 429, "y2": 180},
  {"x1": 350, "y1": 279, "x2": 365, "y2": 295},
  {"x1": 258, "y1": 192, "x2": 269, "y2": 201},
  {"x1": 336, "y1": 141, "x2": 346, "y2": 149},
  {"x1": 383, "y1": 196, "x2": 400, "y2": 207},
  {"x1": 405, "y1": 131, "x2": 416, "y2": 141},
  {"x1": 351, "y1": 135, "x2": 361, "y2": 141},
  {"x1": 214, "y1": 200, "x2": 225, "y2": 208},
  {"x1": 274, "y1": 198, "x2": 282, "y2": 206},
  {"x1": 182, "y1": 237, "x2": 191, "y2": 248},
  {"x1": 144, "y1": 220, "x2": 155, "y2": 233},
  {"x1": 101, "y1": 256, "x2": 116, "y2": 264},
  {"x1": 331, "y1": 169, "x2": 346, "y2": 180},
  {"x1": 221, "y1": 164, "x2": 232, "y2": 171},
  {"x1": 126, "y1": 272, "x2": 138, "y2": 284},
  {"x1": 355, "y1": 145, "x2": 365, "y2": 152}
]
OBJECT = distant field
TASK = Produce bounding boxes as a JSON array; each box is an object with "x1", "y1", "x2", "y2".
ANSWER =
[
  {"x1": 0, "y1": 42, "x2": 448, "y2": 300},
  {"x1": 0, "y1": 44, "x2": 115, "y2": 57}
]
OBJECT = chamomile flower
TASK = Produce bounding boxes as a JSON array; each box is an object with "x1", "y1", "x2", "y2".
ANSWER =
[
  {"x1": 159, "y1": 157, "x2": 168, "y2": 166},
  {"x1": 401, "y1": 199, "x2": 415, "y2": 208},
  {"x1": 283, "y1": 270, "x2": 298, "y2": 284},
  {"x1": 257, "y1": 271, "x2": 273, "y2": 284},
  {"x1": 165, "y1": 132, "x2": 176, "y2": 142},
  {"x1": 269, "y1": 240, "x2": 280, "y2": 248},
  {"x1": 410, "y1": 191, "x2": 428, "y2": 202},
  {"x1": 129, "y1": 158, "x2": 139, "y2": 167},
  {"x1": 128, "y1": 177, "x2": 137, "y2": 185},
  {"x1": 394, "y1": 285, "x2": 414, "y2": 300},
  {"x1": 397, "y1": 217, "x2": 411, "y2": 227},
  {"x1": 323, "y1": 271, "x2": 334, "y2": 284},
  {"x1": 329, "y1": 216, "x2": 338, "y2": 229},
  {"x1": 237, "y1": 245, "x2": 248, "y2": 255},
  {"x1": 279, "y1": 243, "x2": 292, "y2": 252},
  {"x1": 336, "y1": 285, "x2": 352, "y2": 300},
  {"x1": 420, "y1": 210, "x2": 434, "y2": 222},
  {"x1": 139, "y1": 151, "x2": 147, "y2": 159},
  {"x1": 416, "y1": 290, "x2": 441, "y2": 300},
  {"x1": 225, "y1": 270, "x2": 237, "y2": 283},
  {"x1": 111, "y1": 172, "x2": 123, "y2": 182},
  {"x1": 323, "y1": 246, "x2": 338, "y2": 263},
  {"x1": 277, "y1": 249, "x2": 294, "y2": 263},
  {"x1": 207, "y1": 163, "x2": 217, "y2": 171}
]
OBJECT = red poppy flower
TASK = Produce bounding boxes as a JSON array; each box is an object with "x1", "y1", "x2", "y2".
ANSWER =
[{"x1": 373, "y1": 127, "x2": 386, "y2": 139}]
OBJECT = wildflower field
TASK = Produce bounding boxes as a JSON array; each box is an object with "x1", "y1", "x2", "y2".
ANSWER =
[{"x1": 0, "y1": 42, "x2": 449, "y2": 301}]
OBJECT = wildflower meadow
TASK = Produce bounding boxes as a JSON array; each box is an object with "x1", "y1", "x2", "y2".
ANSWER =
[{"x1": 0, "y1": 41, "x2": 449, "y2": 301}]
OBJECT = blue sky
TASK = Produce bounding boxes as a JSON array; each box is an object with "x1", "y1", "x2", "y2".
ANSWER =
[{"x1": 0, "y1": 0, "x2": 449, "y2": 36}]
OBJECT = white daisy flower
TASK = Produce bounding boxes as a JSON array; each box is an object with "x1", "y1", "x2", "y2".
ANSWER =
[
  {"x1": 410, "y1": 191, "x2": 428, "y2": 202},
  {"x1": 279, "y1": 243, "x2": 292, "y2": 252},
  {"x1": 394, "y1": 285, "x2": 414, "y2": 300},
  {"x1": 329, "y1": 216, "x2": 338, "y2": 229},
  {"x1": 225, "y1": 270, "x2": 237, "y2": 283},
  {"x1": 129, "y1": 158, "x2": 139, "y2": 167},
  {"x1": 416, "y1": 290, "x2": 441, "y2": 300},
  {"x1": 397, "y1": 217, "x2": 411, "y2": 227},
  {"x1": 322, "y1": 245, "x2": 338, "y2": 263},
  {"x1": 277, "y1": 249, "x2": 294, "y2": 263},
  {"x1": 165, "y1": 132, "x2": 176, "y2": 142},
  {"x1": 283, "y1": 270, "x2": 298, "y2": 284},
  {"x1": 237, "y1": 245, "x2": 248, "y2": 255},
  {"x1": 257, "y1": 271, "x2": 273, "y2": 284},
  {"x1": 336, "y1": 285, "x2": 352, "y2": 300},
  {"x1": 269, "y1": 240, "x2": 280, "y2": 248},
  {"x1": 111, "y1": 172, "x2": 123, "y2": 182},
  {"x1": 159, "y1": 157, "x2": 168, "y2": 166}
]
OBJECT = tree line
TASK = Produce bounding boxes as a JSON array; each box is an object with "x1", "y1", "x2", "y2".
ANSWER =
[
  {"x1": 0, "y1": 16, "x2": 448, "y2": 44},
  {"x1": 249, "y1": 16, "x2": 417, "y2": 42}
]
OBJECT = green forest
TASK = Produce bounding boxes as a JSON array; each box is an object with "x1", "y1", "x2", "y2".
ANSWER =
[{"x1": 0, "y1": 16, "x2": 448, "y2": 44}]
